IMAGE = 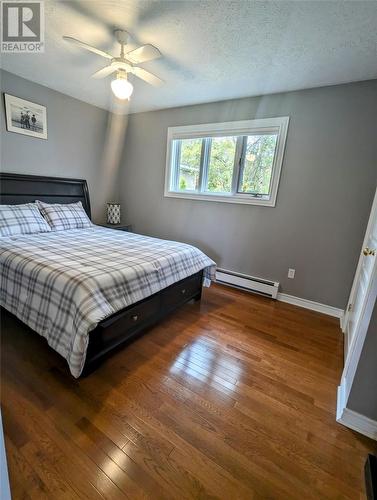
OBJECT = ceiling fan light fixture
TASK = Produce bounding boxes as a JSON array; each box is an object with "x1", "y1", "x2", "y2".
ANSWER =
[
  {"x1": 63, "y1": 32, "x2": 164, "y2": 98},
  {"x1": 111, "y1": 72, "x2": 133, "y2": 100}
]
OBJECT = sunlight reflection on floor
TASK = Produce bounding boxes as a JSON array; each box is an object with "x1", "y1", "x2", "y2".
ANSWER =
[{"x1": 169, "y1": 337, "x2": 242, "y2": 392}]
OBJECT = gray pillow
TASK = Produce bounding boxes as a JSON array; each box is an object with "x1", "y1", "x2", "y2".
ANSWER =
[{"x1": 0, "y1": 203, "x2": 51, "y2": 237}]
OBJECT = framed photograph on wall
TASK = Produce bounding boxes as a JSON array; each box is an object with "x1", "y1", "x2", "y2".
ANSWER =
[{"x1": 4, "y1": 93, "x2": 48, "y2": 140}]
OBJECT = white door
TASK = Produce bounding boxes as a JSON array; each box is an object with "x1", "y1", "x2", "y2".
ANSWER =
[{"x1": 343, "y1": 187, "x2": 377, "y2": 358}]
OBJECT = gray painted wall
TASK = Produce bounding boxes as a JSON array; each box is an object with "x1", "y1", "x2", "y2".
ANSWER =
[
  {"x1": 0, "y1": 70, "x2": 117, "y2": 223},
  {"x1": 348, "y1": 298, "x2": 377, "y2": 421},
  {"x1": 119, "y1": 80, "x2": 377, "y2": 308},
  {"x1": 0, "y1": 413, "x2": 11, "y2": 500}
]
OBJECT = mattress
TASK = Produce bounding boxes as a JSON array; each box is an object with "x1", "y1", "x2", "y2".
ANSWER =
[{"x1": 0, "y1": 226, "x2": 216, "y2": 376}]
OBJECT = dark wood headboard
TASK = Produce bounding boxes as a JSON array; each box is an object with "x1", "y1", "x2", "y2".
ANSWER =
[{"x1": 0, "y1": 173, "x2": 91, "y2": 218}]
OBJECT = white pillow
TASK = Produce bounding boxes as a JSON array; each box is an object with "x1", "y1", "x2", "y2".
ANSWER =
[
  {"x1": 36, "y1": 200, "x2": 92, "y2": 231},
  {"x1": 0, "y1": 203, "x2": 51, "y2": 237}
]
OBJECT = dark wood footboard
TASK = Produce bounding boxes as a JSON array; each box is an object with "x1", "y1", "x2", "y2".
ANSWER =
[{"x1": 83, "y1": 270, "x2": 203, "y2": 374}]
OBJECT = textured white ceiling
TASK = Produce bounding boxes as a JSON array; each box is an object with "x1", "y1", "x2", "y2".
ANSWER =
[{"x1": 2, "y1": 0, "x2": 377, "y2": 113}]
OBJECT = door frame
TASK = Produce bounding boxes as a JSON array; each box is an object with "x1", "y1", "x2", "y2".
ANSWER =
[
  {"x1": 337, "y1": 268, "x2": 377, "y2": 438},
  {"x1": 337, "y1": 187, "x2": 377, "y2": 432},
  {"x1": 342, "y1": 187, "x2": 377, "y2": 339}
]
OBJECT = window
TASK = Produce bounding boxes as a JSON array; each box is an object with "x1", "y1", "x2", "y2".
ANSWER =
[{"x1": 165, "y1": 117, "x2": 289, "y2": 206}]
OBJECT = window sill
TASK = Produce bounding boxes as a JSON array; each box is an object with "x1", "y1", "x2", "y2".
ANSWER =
[{"x1": 164, "y1": 190, "x2": 276, "y2": 207}]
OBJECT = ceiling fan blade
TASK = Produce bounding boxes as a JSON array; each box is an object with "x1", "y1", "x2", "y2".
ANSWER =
[
  {"x1": 126, "y1": 44, "x2": 161, "y2": 64},
  {"x1": 63, "y1": 36, "x2": 112, "y2": 59},
  {"x1": 91, "y1": 66, "x2": 117, "y2": 79},
  {"x1": 132, "y1": 67, "x2": 164, "y2": 87}
]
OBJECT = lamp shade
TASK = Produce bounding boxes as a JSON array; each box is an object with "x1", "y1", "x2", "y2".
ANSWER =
[
  {"x1": 107, "y1": 202, "x2": 121, "y2": 224},
  {"x1": 111, "y1": 76, "x2": 133, "y2": 100}
]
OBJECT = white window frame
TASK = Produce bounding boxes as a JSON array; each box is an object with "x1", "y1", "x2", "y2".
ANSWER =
[{"x1": 164, "y1": 116, "x2": 289, "y2": 207}]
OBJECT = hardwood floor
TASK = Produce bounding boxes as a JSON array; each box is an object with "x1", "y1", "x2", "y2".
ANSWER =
[{"x1": 1, "y1": 284, "x2": 376, "y2": 499}]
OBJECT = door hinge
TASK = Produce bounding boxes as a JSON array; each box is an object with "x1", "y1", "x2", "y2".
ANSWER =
[{"x1": 348, "y1": 303, "x2": 352, "y2": 312}]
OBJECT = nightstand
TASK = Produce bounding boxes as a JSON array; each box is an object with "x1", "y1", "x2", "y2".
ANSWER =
[{"x1": 98, "y1": 223, "x2": 133, "y2": 232}]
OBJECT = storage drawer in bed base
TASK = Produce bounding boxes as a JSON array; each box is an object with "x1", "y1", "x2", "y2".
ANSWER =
[{"x1": 84, "y1": 271, "x2": 203, "y2": 374}]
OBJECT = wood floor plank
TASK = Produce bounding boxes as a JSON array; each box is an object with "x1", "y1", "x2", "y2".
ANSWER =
[
  {"x1": 2, "y1": 284, "x2": 376, "y2": 499},
  {"x1": 4, "y1": 437, "x2": 49, "y2": 500},
  {"x1": 3, "y1": 359, "x2": 166, "y2": 499}
]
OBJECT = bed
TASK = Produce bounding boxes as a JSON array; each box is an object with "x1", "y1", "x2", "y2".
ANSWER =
[{"x1": 0, "y1": 173, "x2": 216, "y2": 377}]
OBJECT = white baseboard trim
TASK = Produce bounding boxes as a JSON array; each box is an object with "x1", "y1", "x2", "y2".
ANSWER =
[
  {"x1": 337, "y1": 408, "x2": 377, "y2": 440},
  {"x1": 336, "y1": 382, "x2": 347, "y2": 421},
  {"x1": 339, "y1": 313, "x2": 345, "y2": 331},
  {"x1": 337, "y1": 382, "x2": 377, "y2": 440},
  {"x1": 277, "y1": 292, "x2": 344, "y2": 319}
]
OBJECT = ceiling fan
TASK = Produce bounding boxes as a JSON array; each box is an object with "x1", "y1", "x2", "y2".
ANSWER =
[{"x1": 63, "y1": 29, "x2": 164, "y2": 100}]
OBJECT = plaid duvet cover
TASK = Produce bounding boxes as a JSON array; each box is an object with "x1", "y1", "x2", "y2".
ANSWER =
[{"x1": 0, "y1": 226, "x2": 216, "y2": 377}]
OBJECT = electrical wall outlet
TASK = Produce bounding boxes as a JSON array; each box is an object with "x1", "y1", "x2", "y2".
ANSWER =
[{"x1": 288, "y1": 268, "x2": 295, "y2": 279}]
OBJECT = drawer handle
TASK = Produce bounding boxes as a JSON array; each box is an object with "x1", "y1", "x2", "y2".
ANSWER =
[
  {"x1": 132, "y1": 314, "x2": 139, "y2": 322},
  {"x1": 181, "y1": 288, "x2": 186, "y2": 294}
]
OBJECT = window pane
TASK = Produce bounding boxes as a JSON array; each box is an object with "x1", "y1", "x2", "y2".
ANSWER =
[
  {"x1": 238, "y1": 134, "x2": 278, "y2": 195},
  {"x1": 177, "y1": 138, "x2": 202, "y2": 191},
  {"x1": 205, "y1": 136, "x2": 237, "y2": 193}
]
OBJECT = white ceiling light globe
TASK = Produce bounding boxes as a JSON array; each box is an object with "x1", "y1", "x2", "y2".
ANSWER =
[{"x1": 111, "y1": 76, "x2": 133, "y2": 100}]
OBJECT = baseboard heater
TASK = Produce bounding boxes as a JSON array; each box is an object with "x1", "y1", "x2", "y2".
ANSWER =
[{"x1": 215, "y1": 268, "x2": 279, "y2": 299}]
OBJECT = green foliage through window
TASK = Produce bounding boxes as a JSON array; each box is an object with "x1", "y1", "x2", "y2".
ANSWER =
[
  {"x1": 173, "y1": 135, "x2": 278, "y2": 196},
  {"x1": 178, "y1": 138, "x2": 201, "y2": 191},
  {"x1": 239, "y1": 134, "x2": 277, "y2": 195},
  {"x1": 206, "y1": 137, "x2": 236, "y2": 193}
]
